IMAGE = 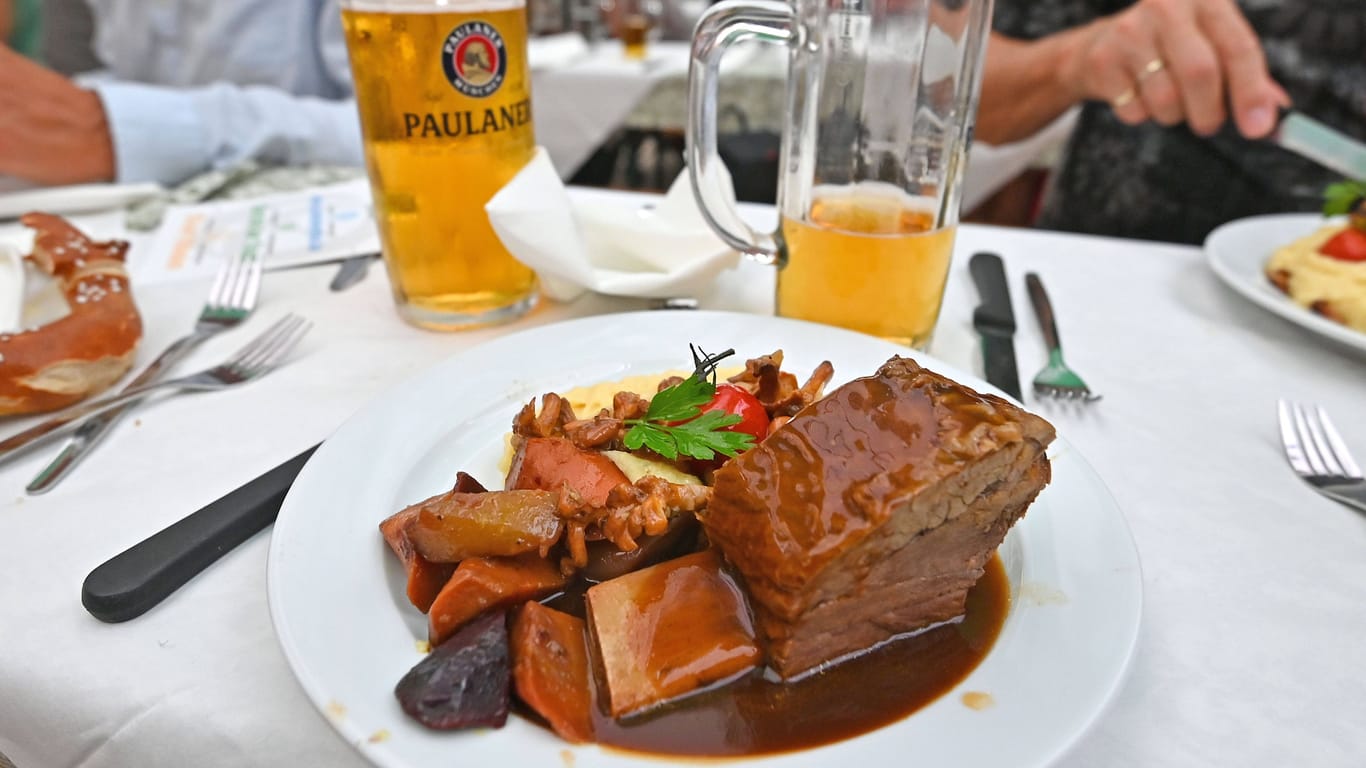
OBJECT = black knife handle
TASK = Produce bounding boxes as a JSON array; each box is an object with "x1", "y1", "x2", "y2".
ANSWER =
[
  {"x1": 1025, "y1": 272, "x2": 1062, "y2": 351},
  {"x1": 969, "y1": 252, "x2": 1016, "y2": 331},
  {"x1": 82, "y1": 444, "x2": 319, "y2": 623}
]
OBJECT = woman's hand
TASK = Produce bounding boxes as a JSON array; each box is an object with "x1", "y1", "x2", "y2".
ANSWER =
[
  {"x1": 0, "y1": 45, "x2": 115, "y2": 184},
  {"x1": 1060, "y1": 0, "x2": 1289, "y2": 138}
]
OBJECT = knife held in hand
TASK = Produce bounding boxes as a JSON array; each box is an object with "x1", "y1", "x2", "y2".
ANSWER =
[
  {"x1": 969, "y1": 251, "x2": 1023, "y2": 402},
  {"x1": 82, "y1": 443, "x2": 319, "y2": 623},
  {"x1": 1273, "y1": 111, "x2": 1366, "y2": 182}
]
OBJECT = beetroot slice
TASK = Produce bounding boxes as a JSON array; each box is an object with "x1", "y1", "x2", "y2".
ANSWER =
[{"x1": 395, "y1": 609, "x2": 510, "y2": 730}]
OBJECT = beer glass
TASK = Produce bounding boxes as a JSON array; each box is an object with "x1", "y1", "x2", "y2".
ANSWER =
[
  {"x1": 688, "y1": 0, "x2": 993, "y2": 349},
  {"x1": 342, "y1": 0, "x2": 538, "y2": 330}
]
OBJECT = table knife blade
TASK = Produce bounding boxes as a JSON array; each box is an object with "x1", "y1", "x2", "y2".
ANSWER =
[
  {"x1": 969, "y1": 251, "x2": 1023, "y2": 401},
  {"x1": 1273, "y1": 111, "x2": 1366, "y2": 181},
  {"x1": 82, "y1": 443, "x2": 319, "y2": 623}
]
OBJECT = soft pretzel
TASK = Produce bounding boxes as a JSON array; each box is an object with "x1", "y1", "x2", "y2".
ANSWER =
[{"x1": 0, "y1": 213, "x2": 143, "y2": 415}]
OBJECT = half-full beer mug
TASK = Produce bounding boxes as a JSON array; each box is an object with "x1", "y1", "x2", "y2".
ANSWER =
[{"x1": 688, "y1": 0, "x2": 993, "y2": 349}]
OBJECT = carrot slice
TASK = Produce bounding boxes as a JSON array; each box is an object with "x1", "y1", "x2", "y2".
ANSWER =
[
  {"x1": 511, "y1": 601, "x2": 595, "y2": 743},
  {"x1": 428, "y1": 555, "x2": 569, "y2": 646},
  {"x1": 378, "y1": 507, "x2": 455, "y2": 613}
]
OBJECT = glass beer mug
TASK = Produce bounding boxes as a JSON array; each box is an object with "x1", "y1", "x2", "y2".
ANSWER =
[{"x1": 688, "y1": 0, "x2": 993, "y2": 349}]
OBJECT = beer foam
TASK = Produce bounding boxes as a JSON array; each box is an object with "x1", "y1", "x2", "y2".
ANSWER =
[{"x1": 343, "y1": 0, "x2": 524, "y2": 12}]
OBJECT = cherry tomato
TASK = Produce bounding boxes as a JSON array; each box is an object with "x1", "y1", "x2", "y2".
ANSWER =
[
  {"x1": 1319, "y1": 228, "x2": 1366, "y2": 262},
  {"x1": 697, "y1": 384, "x2": 770, "y2": 442}
]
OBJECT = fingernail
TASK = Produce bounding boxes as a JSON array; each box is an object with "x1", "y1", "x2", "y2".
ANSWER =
[{"x1": 1243, "y1": 106, "x2": 1275, "y2": 137}]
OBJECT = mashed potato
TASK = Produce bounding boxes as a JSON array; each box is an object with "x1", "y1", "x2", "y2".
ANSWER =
[{"x1": 1265, "y1": 224, "x2": 1366, "y2": 333}]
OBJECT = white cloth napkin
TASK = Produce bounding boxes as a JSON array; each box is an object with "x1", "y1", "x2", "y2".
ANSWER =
[{"x1": 486, "y1": 147, "x2": 740, "y2": 301}]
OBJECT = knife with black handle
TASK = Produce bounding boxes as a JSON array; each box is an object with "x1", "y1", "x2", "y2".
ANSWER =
[
  {"x1": 82, "y1": 443, "x2": 319, "y2": 623},
  {"x1": 969, "y1": 251, "x2": 1023, "y2": 401}
]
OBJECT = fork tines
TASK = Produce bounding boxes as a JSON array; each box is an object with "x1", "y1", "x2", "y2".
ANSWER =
[
  {"x1": 1278, "y1": 400, "x2": 1363, "y2": 481},
  {"x1": 227, "y1": 314, "x2": 312, "y2": 374},
  {"x1": 204, "y1": 252, "x2": 264, "y2": 320}
]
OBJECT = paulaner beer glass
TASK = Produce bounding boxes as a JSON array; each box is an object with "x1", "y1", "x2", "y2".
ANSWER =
[
  {"x1": 688, "y1": 0, "x2": 993, "y2": 349},
  {"x1": 342, "y1": 0, "x2": 538, "y2": 330}
]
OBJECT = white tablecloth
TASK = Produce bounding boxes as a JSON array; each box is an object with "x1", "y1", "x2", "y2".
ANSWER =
[{"x1": 2, "y1": 190, "x2": 1365, "y2": 767}]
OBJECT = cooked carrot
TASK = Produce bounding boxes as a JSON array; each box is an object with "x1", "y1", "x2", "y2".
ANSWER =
[
  {"x1": 511, "y1": 601, "x2": 595, "y2": 743},
  {"x1": 378, "y1": 507, "x2": 456, "y2": 613},
  {"x1": 506, "y1": 437, "x2": 628, "y2": 506},
  {"x1": 428, "y1": 555, "x2": 570, "y2": 646}
]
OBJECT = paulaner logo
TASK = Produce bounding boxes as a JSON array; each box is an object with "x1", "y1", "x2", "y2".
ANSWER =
[{"x1": 441, "y1": 21, "x2": 507, "y2": 98}]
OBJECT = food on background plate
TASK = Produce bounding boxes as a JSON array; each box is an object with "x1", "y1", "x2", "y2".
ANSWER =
[
  {"x1": 377, "y1": 347, "x2": 1056, "y2": 755},
  {"x1": 1264, "y1": 181, "x2": 1366, "y2": 333},
  {"x1": 0, "y1": 213, "x2": 142, "y2": 415}
]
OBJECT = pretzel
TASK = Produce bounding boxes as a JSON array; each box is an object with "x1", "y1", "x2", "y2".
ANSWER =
[{"x1": 0, "y1": 213, "x2": 142, "y2": 415}]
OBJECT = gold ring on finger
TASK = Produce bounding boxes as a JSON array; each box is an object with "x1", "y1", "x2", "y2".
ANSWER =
[
  {"x1": 1112, "y1": 88, "x2": 1137, "y2": 108},
  {"x1": 1135, "y1": 57, "x2": 1165, "y2": 84}
]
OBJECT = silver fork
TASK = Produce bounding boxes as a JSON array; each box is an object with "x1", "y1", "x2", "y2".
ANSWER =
[
  {"x1": 0, "y1": 314, "x2": 309, "y2": 463},
  {"x1": 1277, "y1": 400, "x2": 1365, "y2": 515},
  {"x1": 1024, "y1": 272, "x2": 1101, "y2": 403},
  {"x1": 22, "y1": 253, "x2": 264, "y2": 493}
]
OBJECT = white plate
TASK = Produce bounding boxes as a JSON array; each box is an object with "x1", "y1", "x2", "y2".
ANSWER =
[
  {"x1": 268, "y1": 310, "x2": 1143, "y2": 768},
  {"x1": 1205, "y1": 213, "x2": 1366, "y2": 353},
  {"x1": 0, "y1": 182, "x2": 164, "y2": 220}
]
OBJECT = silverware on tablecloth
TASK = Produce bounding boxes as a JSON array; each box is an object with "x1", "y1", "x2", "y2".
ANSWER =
[
  {"x1": 329, "y1": 252, "x2": 379, "y2": 292},
  {"x1": 969, "y1": 252, "x2": 1023, "y2": 401},
  {"x1": 83, "y1": 443, "x2": 320, "y2": 622},
  {"x1": 25, "y1": 249, "x2": 265, "y2": 495},
  {"x1": 0, "y1": 315, "x2": 310, "y2": 465},
  {"x1": 1271, "y1": 110, "x2": 1366, "y2": 182},
  {"x1": 1277, "y1": 400, "x2": 1365, "y2": 516},
  {"x1": 1024, "y1": 272, "x2": 1101, "y2": 403}
]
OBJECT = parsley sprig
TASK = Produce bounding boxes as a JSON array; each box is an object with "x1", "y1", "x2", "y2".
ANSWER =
[
  {"x1": 1323, "y1": 180, "x2": 1366, "y2": 217},
  {"x1": 621, "y1": 346, "x2": 757, "y2": 461}
]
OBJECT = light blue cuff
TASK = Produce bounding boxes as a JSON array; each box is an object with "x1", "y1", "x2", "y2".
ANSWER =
[{"x1": 93, "y1": 82, "x2": 212, "y2": 185}]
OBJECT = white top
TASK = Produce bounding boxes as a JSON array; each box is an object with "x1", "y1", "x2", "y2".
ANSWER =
[{"x1": 0, "y1": 189, "x2": 1363, "y2": 767}]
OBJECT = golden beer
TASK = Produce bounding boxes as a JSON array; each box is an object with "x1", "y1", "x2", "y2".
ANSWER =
[
  {"x1": 342, "y1": 2, "x2": 537, "y2": 330},
  {"x1": 777, "y1": 194, "x2": 957, "y2": 349},
  {"x1": 621, "y1": 15, "x2": 650, "y2": 59}
]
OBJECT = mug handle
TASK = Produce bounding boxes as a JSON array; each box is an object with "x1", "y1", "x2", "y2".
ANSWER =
[{"x1": 686, "y1": 0, "x2": 794, "y2": 266}]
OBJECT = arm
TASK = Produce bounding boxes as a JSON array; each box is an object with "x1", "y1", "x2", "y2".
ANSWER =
[
  {"x1": 93, "y1": 82, "x2": 363, "y2": 184},
  {"x1": 976, "y1": 29, "x2": 1091, "y2": 145}
]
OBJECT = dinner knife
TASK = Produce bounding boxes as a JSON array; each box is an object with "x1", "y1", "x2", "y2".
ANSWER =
[
  {"x1": 82, "y1": 443, "x2": 319, "y2": 623},
  {"x1": 1273, "y1": 111, "x2": 1366, "y2": 181},
  {"x1": 968, "y1": 251, "x2": 1023, "y2": 401}
]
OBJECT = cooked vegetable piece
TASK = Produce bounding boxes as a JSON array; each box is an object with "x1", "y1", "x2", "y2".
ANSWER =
[
  {"x1": 601, "y1": 450, "x2": 701, "y2": 486},
  {"x1": 378, "y1": 507, "x2": 456, "y2": 613},
  {"x1": 409, "y1": 490, "x2": 563, "y2": 563},
  {"x1": 581, "y1": 514, "x2": 699, "y2": 582},
  {"x1": 429, "y1": 555, "x2": 570, "y2": 646},
  {"x1": 510, "y1": 601, "x2": 595, "y2": 743},
  {"x1": 506, "y1": 437, "x2": 629, "y2": 506},
  {"x1": 394, "y1": 610, "x2": 511, "y2": 730},
  {"x1": 452, "y1": 471, "x2": 488, "y2": 493},
  {"x1": 586, "y1": 549, "x2": 761, "y2": 717}
]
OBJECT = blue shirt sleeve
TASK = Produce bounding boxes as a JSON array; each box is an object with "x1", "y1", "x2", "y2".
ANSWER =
[
  {"x1": 89, "y1": 0, "x2": 362, "y2": 185},
  {"x1": 94, "y1": 81, "x2": 363, "y2": 185}
]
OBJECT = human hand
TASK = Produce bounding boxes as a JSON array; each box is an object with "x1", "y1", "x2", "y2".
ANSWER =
[
  {"x1": 1060, "y1": 0, "x2": 1290, "y2": 138},
  {"x1": 0, "y1": 45, "x2": 115, "y2": 185}
]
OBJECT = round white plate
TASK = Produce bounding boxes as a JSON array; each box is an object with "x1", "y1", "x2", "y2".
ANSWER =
[
  {"x1": 1204, "y1": 213, "x2": 1366, "y2": 353},
  {"x1": 268, "y1": 310, "x2": 1142, "y2": 768}
]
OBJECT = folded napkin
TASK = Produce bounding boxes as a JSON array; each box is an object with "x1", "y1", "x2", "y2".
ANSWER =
[{"x1": 486, "y1": 147, "x2": 740, "y2": 301}]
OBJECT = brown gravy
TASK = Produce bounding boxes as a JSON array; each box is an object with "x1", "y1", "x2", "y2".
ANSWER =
[{"x1": 543, "y1": 554, "x2": 1010, "y2": 757}]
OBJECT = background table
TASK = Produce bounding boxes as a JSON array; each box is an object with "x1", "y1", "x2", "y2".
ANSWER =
[{"x1": 2, "y1": 189, "x2": 1364, "y2": 767}]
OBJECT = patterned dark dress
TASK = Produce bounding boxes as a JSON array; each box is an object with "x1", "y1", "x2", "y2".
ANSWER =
[{"x1": 993, "y1": 0, "x2": 1366, "y2": 244}]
